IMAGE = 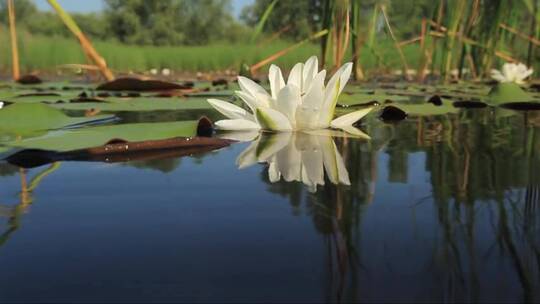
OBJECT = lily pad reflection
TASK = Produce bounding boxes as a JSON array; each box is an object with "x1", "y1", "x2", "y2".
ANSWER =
[{"x1": 236, "y1": 132, "x2": 356, "y2": 192}]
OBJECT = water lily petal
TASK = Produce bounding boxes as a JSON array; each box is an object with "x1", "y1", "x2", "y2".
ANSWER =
[
  {"x1": 269, "y1": 64, "x2": 286, "y2": 100},
  {"x1": 319, "y1": 63, "x2": 353, "y2": 127},
  {"x1": 296, "y1": 70, "x2": 326, "y2": 130},
  {"x1": 255, "y1": 107, "x2": 293, "y2": 131},
  {"x1": 490, "y1": 69, "x2": 506, "y2": 82},
  {"x1": 521, "y1": 68, "x2": 534, "y2": 80},
  {"x1": 336, "y1": 62, "x2": 353, "y2": 94},
  {"x1": 235, "y1": 90, "x2": 265, "y2": 112},
  {"x1": 302, "y1": 56, "x2": 318, "y2": 91},
  {"x1": 214, "y1": 119, "x2": 261, "y2": 131},
  {"x1": 288, "y1": 62, "x2": 304, "y2": 91},
  {"x1": 217, "y1": 130, "x2": 260, "y2": 142},
  {"x1": 208, "y1": 99, "x2": 252, "y2": 120},
  {"x1": 330, "y1": 106, "x2": 374, "y2": 128},
  {"x1": 238, "y1": 76, "x2": 271, "y2": 107},
  {"x1": 274, "y1": 84, "x2": 301, "y2": 128}
]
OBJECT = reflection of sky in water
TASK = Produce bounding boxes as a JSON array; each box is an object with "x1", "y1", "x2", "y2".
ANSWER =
[{"x1": 0, "y1": 112, "x2": 539, "y2": 302}]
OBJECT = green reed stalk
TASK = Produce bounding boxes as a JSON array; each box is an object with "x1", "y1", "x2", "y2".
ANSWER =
[
  {"x1": 320, "y1": 0, "x2": 334, "y2": 69},
  {"x1": 441, "y1": 0, "x2": 467, "y2": 82},
  {"x1": 350, "y1": 0, "x2": 364, "y2": 80},
  {"x1": 418, "y1": 0, "x2": 444, "y2": 82},
  {"x1": 526, "y1": 0, "x2": 538, "y2": 66},
  {"x1": 380, "y1": 4, "x2": 411, "y2": 80},
  {"x1": 475, "y1": 0, "x2": 508, "y2": 76},
  {"x1": 250, "y1": 0, "x2": 278, "y2": 43}
]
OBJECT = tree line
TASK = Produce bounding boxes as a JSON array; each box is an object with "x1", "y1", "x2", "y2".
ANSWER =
[
  {"x1": 1, "y1": 0, "x2": 532, "y2": 48},
  {"x1": 0, "y1": 0, "x2": 250, "y2": 45}
]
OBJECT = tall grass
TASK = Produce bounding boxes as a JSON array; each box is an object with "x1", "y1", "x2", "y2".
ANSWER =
[{"x1": 0, "y1": 27, "x2": 424, "y2": 75}]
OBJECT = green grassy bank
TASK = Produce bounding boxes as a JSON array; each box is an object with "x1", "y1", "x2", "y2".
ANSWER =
[{"x1": 0, "y1": 30, "x2": 424, "y2": 75}]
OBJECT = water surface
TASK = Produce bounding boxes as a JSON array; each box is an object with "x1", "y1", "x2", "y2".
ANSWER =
[{"x1": 0, "y1": 109, "x2": 539, "y2": 302}]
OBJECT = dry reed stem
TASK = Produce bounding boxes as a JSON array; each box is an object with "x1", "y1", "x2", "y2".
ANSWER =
[
  {"x1": 47, "y1": 0, "x2": 114, "y2": 81},
  {"x1": 500, "y1": 23, "x2": 540, "y2": 46},
  {"x1": 250, "y1": 30, "x2": 329, "y2": 74},
  {"x1": 337, "y1": 8, "x2": 350, "y2": 68},
  {"x1": 398, "y1": 36, "x2": 422, "y2": 47},
  {"x1": 257, "y1": 25, "x2": 292, "y2": 48},
  {"x1": 7, "y1": 0, "x2": 20, "y2": 81}
]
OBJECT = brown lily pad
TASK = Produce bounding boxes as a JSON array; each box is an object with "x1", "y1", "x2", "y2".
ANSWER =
[
  {"x1": 96, "y1": 77, "x2": 191, "y2": 92},
  {"x1": 452, "y1": 101, "x2": 487, "y2": 108},
  {"x1": 500, "y1": 102, "x2": 540, "y2": 111},
  {"x1": 380, "y1": 106, "x2": 407, "y2": 121},
  {"x1": 6, "y1": 136, "x2": 233, "y2": 168},
  {"x1": 17, "y1": 75, "x2": 43, "y2": 85}
]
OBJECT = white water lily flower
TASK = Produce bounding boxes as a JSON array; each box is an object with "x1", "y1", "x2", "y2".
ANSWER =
[
  {"x1": 491, "y1": 62, "x2": 533, "y2": 84},
  {"x1": 236, "y1": 132, "x2": 351, "y2": 192},
  {"x1": 208, "y1": 56, "x2": 373, "y2": 134}
]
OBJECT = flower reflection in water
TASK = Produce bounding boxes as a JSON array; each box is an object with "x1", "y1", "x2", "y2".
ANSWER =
[{"x1": 232, "y1": 131, "x2": 365, "y2": 192}]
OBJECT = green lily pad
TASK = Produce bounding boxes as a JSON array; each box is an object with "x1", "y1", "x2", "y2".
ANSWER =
[
  {"x1": 487, "y1": 83, "x2": 533, "y2": 104},
  {"x1": 7, "y1": 120, "x2": 207, "y2": 152},
  {"x1": 52, "y1": 97, "x2": 212, "y2": 112},
  {"x1": 0, "y1": 103, "x2": 115, "y2": 135},
  {"x1": 385, "y1": 97, "x2": 459, "y2": 117},
  {"x1": 338, "y1": 93, "x2": 409, "y2": 107}
]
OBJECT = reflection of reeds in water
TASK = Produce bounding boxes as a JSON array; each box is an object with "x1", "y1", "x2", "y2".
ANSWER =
[
  {"x1": 259, "y1": 110, "x2": 540, "y2": 301},
  {"x1": 413, "y1": 111, "x2": 540, "y2": 301},
  {"x1": 0, "y1": 163, "x2": 60, "y2": 247}
]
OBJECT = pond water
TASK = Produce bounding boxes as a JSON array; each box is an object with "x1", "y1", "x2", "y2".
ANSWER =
[{"x1": 0, "y1": 106, "x2": 539, "y2": 302}]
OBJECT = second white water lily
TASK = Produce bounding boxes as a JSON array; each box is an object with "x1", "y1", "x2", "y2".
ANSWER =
[
  {"x1": 208, "y1": 56, "x2": 373, "y2": 135},
  {"x1": 490, "y1": 62, "x2": 533, "y2": 85}
]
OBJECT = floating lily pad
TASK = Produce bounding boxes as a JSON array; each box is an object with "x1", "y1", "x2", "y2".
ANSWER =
[
  {"x1": 52, "y1": 97, "x2": 212, "y2": 112},
  {"x1": 499, "y1": 102, "x2": 540, "y2": 111},
  {"x1": 6, "y1": 136, "x2": 231, "y2": 169},
  {"x1": 338, "y1": 93, "x2": 409, "y2": 107},
  {"x1": 380, "y1": 106, "x2": 407, "y2": 121},
  {"x1": 487, "y1": 83, "x2": 533, "y2": 104},
  {"x1": 17, "y1": 75, "x2": 43, "y2": 85},
  {"x1": 383, "y1": 97, "x2": 459, "y2": 117},
  {"x1": 7, "y1": 119, "x2": 211, "y2": 152},
  {"x1": 0, "y1": 103, "x2": 115, "y2": 136},
  {"x1": 97, "y1": 78, "x2": 191, "y2": 91},
  {"x1": 453, "y1": 100, "x2": 488, "y2": 108}
]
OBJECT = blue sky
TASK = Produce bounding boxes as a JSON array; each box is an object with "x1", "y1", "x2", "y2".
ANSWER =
[{"x1": 33, "y1": 0, "x2": 254, "y2": 17}]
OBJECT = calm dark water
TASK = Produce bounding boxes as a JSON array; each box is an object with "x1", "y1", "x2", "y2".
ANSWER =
[{"x1": 0, "y1": 109, "x2": 539, "y2": 303}]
